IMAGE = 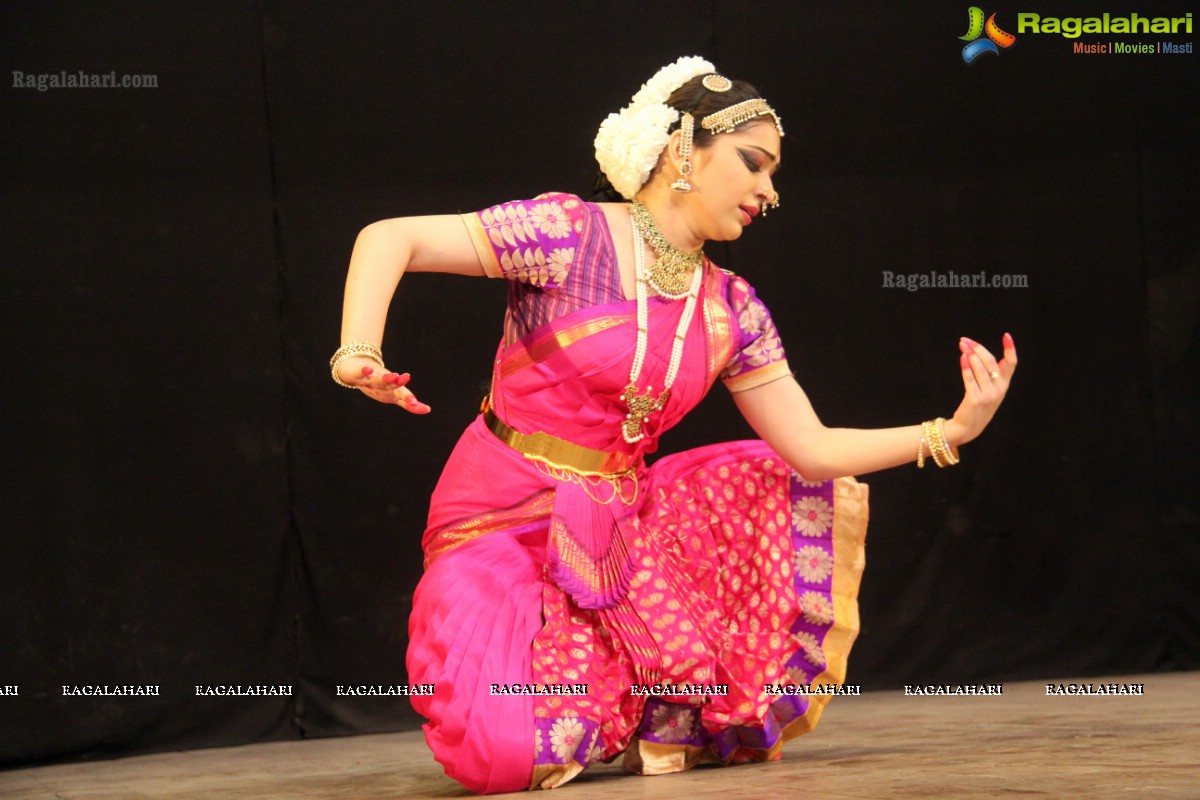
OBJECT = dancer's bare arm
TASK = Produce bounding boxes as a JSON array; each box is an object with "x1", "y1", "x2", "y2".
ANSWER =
[
  {"x1": 337, "y1": 216, "x2": 484, "y2": 412},
  {"x1": 734, "y1": 335, "x2": 1018, "y2": 480}
]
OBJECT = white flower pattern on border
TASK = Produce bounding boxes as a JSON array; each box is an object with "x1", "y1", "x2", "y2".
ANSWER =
[
  {"x1": 799, "y1": 590, "x2": 834, "y2": 625},
  {"x1": 793, "y1": 496, "x2": 834, "y2": 538},
  {"x1": 585, "y1": 730, "x2": 606, "y2": 764},
  {"x1": 649, "y1": 703, "x2": 695, "y2": 744},
  {"x1": 549, "y1": 716, "x2": 585, "y2": 762},
  {"x1": 786, "y1": 665, "x2": 810, "y2": 687},
  {"x1": 794, "y1": 631, "x2": 826, "y2": 668},
  {"x1": 794, "y1": 544, "x2": 834, "y2": 583}
]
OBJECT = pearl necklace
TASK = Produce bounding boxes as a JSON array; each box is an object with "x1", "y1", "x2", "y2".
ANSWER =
[{"x1": 621, "y1": 208, "x2": 704, "y2": 444}]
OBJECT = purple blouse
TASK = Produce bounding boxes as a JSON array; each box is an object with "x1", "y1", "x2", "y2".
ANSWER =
[{"x1": 460, "y1": 192, "x2": 790, "y2": 392}]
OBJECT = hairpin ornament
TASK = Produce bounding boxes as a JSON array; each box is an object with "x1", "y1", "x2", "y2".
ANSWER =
[{"x1": 702, "y1": 74, "x2": 733, "y2": 92}]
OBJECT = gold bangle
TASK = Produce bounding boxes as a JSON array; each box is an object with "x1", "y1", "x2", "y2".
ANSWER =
[
  {"x1": 921, "y1": 417, "x2": 960, "y2": 468},
  {"x1": 926, "y1": 420, "x2": 944, "y2": 467},
  {"x1": 931, "y1": 419, "x2": 951, "y2": 467},
  {"x1": 330, "y1": 341, "x2": 382, "y2": 364},
  {"x1": 330, "y1": 341, "x2": 385, "y2": 389},
  {"x1": 917, "y1": 430, "x2": 927, "y2": 469},
  {"x1": 923, "y1": 419, "x2": 942, "y2": 467},
  {"x1": 936, "y1": 418, "x2": 960, "y2": 465},
  {"x1": 924, "y1": 419, "x2": 944, "y2": 468}
]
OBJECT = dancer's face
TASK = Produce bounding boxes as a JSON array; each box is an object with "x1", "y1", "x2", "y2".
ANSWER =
[{"x1": 687, "y1": 121, "x2": 781, "y2": 242}]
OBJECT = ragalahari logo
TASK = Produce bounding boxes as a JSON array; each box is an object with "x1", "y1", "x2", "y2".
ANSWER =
[{"x1": 960, "y1": 7, "x2": 1017, "y2": 62}]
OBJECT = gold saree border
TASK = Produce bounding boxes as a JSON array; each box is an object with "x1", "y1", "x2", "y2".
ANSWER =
[
  {"x1": 723, "y1": 359, "x2": 793, "y2": 393},
  {"x1": 500, "y1": 315, "x2": 630, "y2": 379},
  {"x1": 702, "y1": 264, "x2": 736, "y2": 386},
  {"x1": 530, "y1": 760, "x2": 586, "y2": 790},
  {"x1": 422, "y1": 489, "x2": 554, "y2": 568},
  {"x1": 621, "y1": 739, "x2": 709, "y2": 775},
  {"x1": 782, "y1": 475, "x2": 869, "y2": 740},
  {"x1": 460, "y1": 212, "x2": 504, "y2": 278}
]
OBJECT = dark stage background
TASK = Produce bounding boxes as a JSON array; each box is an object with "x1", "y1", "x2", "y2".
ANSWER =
[{"x1": 2, "y1": 0, "x2": 1197, "y2": 767}]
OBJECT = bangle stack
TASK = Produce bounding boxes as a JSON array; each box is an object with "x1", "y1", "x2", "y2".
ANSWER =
[
  {"x1": 330, "y1": 341, "x2": 384, "y2": 388},
  {"x1": 918, "y1": 417, "x2": 960, "y2": 468}
]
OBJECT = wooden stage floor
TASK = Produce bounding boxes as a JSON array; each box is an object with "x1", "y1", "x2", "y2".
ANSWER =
[{"x1": 3, "y1": 672, "x2": 1197, "y2": 799}]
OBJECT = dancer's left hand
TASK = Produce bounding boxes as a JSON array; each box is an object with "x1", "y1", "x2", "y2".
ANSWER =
[{"x1": 946, "y1": 332, "x2": 1018, "y2": 446}]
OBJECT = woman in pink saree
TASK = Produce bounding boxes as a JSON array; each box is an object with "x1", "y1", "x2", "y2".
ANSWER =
[{"x1": 334, "y1": 57, "x2": 1017, "y2": 794}]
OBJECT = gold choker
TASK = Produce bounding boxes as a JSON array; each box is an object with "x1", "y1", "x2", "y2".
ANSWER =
[{"x1": 629, "y1": 201, "x2": 704, "y2": 299}]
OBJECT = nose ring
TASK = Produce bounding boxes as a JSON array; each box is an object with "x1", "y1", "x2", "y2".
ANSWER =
[{"x1": 759, "y1": 189, "x2": 780, "y2": 217}]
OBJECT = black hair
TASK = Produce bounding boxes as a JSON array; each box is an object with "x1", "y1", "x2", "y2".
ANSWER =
[{"x1": 590, "y1": 74, "x2": 767, "y2": 202}]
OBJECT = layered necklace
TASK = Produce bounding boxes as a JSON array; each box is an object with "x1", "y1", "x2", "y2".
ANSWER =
[{"x1": 621, "y1": 202, "x2": 705, "y2": 444}]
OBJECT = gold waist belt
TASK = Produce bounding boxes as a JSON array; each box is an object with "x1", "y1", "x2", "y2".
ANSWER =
[{"x1": 483, "y1": 408, "x2": 638, "y2": 478}]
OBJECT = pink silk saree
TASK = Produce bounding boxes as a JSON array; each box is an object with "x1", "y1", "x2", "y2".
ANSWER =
[{"x1": 406, "y1": 194, "x2": 869, "y2": 793}]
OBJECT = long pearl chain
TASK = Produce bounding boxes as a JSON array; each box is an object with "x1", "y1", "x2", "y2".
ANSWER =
[{"x1": 621, "y1": 208, "x2": 703, "y2": 444}]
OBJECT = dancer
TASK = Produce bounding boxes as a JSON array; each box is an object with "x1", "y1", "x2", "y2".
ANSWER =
[{"x1": 333, "y1": 56, "x2": 1016, "y2": 793}]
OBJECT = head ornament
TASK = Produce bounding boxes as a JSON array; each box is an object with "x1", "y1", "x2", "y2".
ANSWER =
[
  {"x1": 701, "y1": 73, "x2": 733, "y2": 92},
  {"x1": 595, "y1": 58, "x2": 783, "y2": 200},
  {"x1": 700, "y1": 99, "x2": 784, "y2": 136},
  {"x1": 594, "y1": 56, "x2": 715, "y2": 200}
]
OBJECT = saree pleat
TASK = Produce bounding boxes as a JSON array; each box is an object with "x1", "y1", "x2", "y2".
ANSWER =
[{"x1": 408, "y1": 524, "x2": 547, "y2": 794}]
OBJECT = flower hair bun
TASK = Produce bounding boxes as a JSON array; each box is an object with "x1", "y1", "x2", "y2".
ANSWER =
[{"x1": 594, "y1": 56, "x2": 716, "y2": 201}]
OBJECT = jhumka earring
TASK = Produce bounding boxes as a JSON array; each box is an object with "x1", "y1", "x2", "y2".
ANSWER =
[{"x1": 671, "y1": 112, "x2": 694, "y2": 193}]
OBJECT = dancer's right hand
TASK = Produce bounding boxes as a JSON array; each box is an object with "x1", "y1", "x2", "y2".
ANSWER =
[{"x1": 337, "y1": 358, "x2": 431, "y2": 414}]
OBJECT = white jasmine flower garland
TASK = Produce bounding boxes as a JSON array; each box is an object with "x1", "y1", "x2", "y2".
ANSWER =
[{"x1": 594, "y1": 56, "x2": 716, "y2": 201}]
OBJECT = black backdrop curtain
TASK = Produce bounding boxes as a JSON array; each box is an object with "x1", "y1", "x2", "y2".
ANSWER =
[{"x1": 2, "y1": 0, "x2": 1197, "y2": 766}]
